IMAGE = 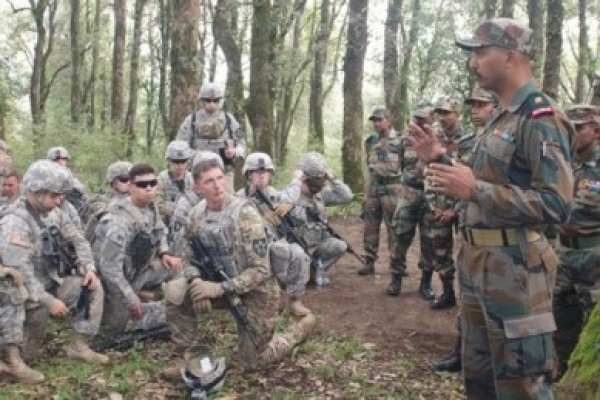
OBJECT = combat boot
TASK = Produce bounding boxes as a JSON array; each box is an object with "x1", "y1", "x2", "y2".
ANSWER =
[
  {"x1": 289, "y1": 297, "x2": 312, "y2": 317},
  {"x1": 418, "y1": 270, "x2": 435, "y2": 300},
  {"x1": 386, "y1": 273, "x2": 402, "y2": 296},
  {"x1": 432, "y1": 336, "x2": 461, "y2": 373},
  {"x1": 357, "y1": 257, "x2": 375, "y2": 276},
  {"x1": 1, "y1": 344, "x2": 45, "y2": 383},
  {"x1": 430, "y1": 277, "x2": 456, "y2": 310},
  {"x1": 63, "y1": 334, "x2": 109, "y2": 364}
]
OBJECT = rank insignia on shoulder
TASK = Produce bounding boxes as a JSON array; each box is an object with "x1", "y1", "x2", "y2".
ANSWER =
[{"x1": 531, "y1": 106, "x2": 554, "y2": 118}]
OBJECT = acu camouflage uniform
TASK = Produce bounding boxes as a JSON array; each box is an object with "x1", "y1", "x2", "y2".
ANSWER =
[
  {"x1": 362, "y1": 109, "x2": 403, "y2": 269},
  {"x1": 156, "y1": 169, "x2": 193, "y2": 226},
  {"x1": 92, "y1": 197, "x2": 175, "y2": 337},
  {"x1": 0, "y1": 267, "x2": 27, "y2": 352},
  {"x1": 553, "y1": 106, "x2": 600, "y2": 376},
  {"x1": 170, "y1": 190, "x2": 202, "y2": 257},
  {"x1": 165, "y1": 195, "x2": 315, "y2": 370}
]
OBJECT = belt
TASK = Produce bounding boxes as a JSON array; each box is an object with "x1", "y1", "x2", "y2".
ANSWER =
[
  {"x1": 371, "y1": 176, "x2": 400, "y2": 185},
  {"x1": 559, "y1": 233, "x2": 600, "y2": 249},
  {"x1": 462, "y1": 227, "x2": 541, "y2": 247}
]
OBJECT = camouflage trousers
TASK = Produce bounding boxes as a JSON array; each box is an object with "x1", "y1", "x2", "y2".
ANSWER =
[
  {"x1": 312, "y1": 236, "x2": 347, "y2": 271},
  {"x1": 99, "y1": 261, "x2": 174, "y2": 337},
  {"x1": 270, "y1": 240, "x2": 310, "y2": 298},
  {"x1": 362, "y1": 182, "x2": 401, "y2": 262},
  {"x1": 0, "y1": 280, "x2": 27, "y2": 347},
  {"x1": 553, "y1": 245, "x2": 600, "y2": 375},
  {"x1": 23, "y1": 276, "x2": 105, "y2": 361},
  {"x1": 392, "y1": 187, "x2": 455, "y2": 278},
  {"x1": 166, "y1": 276, "x2": 312, "y2": 370},
  {"x1": 459, "y1": 240, "x2": 557, "y2": 399}
]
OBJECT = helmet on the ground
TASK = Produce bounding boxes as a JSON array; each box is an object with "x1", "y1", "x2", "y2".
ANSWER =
[
  {"x1": 242, "y1": 152, "x2": 275, "y2": 175},
  {"x1": 23, "y1": 160, "x2": 73, "y2": 193},
  {"x1": 165, "y1": 140, "x2": 193, "y2": 161},
  {"x1": 198, "y1": 83, "x2": 224, "y2": 100},
  {"x1": 106, "y1": 161, "x2": 133, "y2": 184},
  {"x1": 181, "y1": 345, "x2": 227, "y2": 400}
]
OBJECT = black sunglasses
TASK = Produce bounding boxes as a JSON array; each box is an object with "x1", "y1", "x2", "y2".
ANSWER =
[
  {"x1": 201, "y1": 98, "x2": 221, "y2": 103},
  {"x1": 133, "y1": 179, "x2": 158, "y2": 189},
  {"x1": 171, "y1": 159, "x2": 188, "y2": 164},
  {"x1": 117, "y1": 176, "x2": 130, "y2": 183}
]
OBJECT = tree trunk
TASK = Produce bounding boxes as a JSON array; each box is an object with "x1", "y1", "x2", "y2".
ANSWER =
[
  {"x1": 499, "y1": 0, "x2": 514, "y2": 17},
  {"x1": 527, "y1": 0, "x2": 544, "y2": 83},
  {"x1": 574, "y1": 0, "x2": 589, "y2": 102},
  {"x1": 483, "y1": 0, "x2": 497, "y2": 18},
  {"x1": 84, "y1": 0, "x2": 102, "y2": 127},
  {"x1": 308, "y1": 0, "x2": 330, "y2": 153},
  {"x1": 158, "y1": 0, "x2": 172, "y2": 138},
  {"x1": 169, "y1": 0, "x2": 201, "y2": 141},
  {"x1": 542, "y1": 0, "x2": 563, "y2": 100},
  {"x1": 246, "y1": 0, "x2": 273, "y2": 154},
  {"x1": 342, "y1": 0, "x2": 368, "y2": 194},
  {"x1": 124, "y1": 0, "x2": 147, "y2": 157},
  {"x1": 111, "y1": 0, "x2": 126, "y2": 125},
  {"x1": 70, "y1": 0, "x2": 81, "y2": 123},
  {"x1": 383, "y1": 0, "x2": 402, "y2": 109}
]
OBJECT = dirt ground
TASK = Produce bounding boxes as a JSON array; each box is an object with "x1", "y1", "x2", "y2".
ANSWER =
[{"x1": 311, "y1": 216, "x2": 458, "y2": 359}]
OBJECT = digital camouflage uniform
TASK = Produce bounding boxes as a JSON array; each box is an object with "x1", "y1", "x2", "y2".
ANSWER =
[
  {"x1": 170, "y1": 190, "x2": 202, "y2": 257},
  {"x1": 47, "y1": 147, "x2": 89, "y2": 213},
  {"x1": 455, "y1": 19, "x2": 575, "y2": 399},
  {"x1": 0, "y1": 267, "x2": 27, "y2": 357},
  {"x1": 553, "y1": 105, "x2": 600, "y2": 376},
  {"x1": 60, "y1": 199, "x2": 83, "y2": 232},
  {"x1": 281, "y1": 152, "x2": 353, "y2": 272},
  {"x1": 176, "y1": 83, "x2": 246, "y2": 193},
  {"x1": 362, "y1": 108, "x2": 403, "y2": 273},
  {"x1": 92, "y1": 197, "x2": 174, "y2": 337},
  {"x1": 156, "y1": 141, "x2": 194, "y2": 226},
  {"x1": 165, "y1": 194, "x2": 315, "y2": 370},
  {"x1": 0, "y1": 161, "x2": 106, "y2": 367}
]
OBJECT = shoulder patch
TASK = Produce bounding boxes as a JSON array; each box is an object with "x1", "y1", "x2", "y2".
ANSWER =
[
  {"x1": 520, "y1": 91, "x2": 555, "y2": 118},
  {"x1": 252, "y1": 238, "x2": 268, "y2": 258},
  {"x1": 531, "y1": 106, "x2": 555, "y2": 118},
  {"x1": 8, "y1": 233, "x2": 31, "y2": 248}
]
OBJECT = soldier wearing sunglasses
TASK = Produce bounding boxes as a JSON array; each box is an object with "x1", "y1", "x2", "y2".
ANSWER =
[{"x1": 91, "y1": 163, "x2": 182, "y2": 339}]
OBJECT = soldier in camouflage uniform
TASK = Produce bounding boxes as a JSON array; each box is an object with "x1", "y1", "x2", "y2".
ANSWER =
[
  {"x1": 170, "y1": 151, "x2": 220, "y2": 257},
  {"x1": 80, "y1": 161, "x2": 132, "y2": 227},
  {"x1": 0, "y1": 140, "x2": 14, "y2": 205},
  {"x1": 47, "y1": 146, "x2": 88, "y2": 213},
  {"x1": 388, "y1": 106, "x2": 434, "y2": 297},
  {"x1": 236, "y1": 152, "x2": 311, "y2": 316},
  {"x1": 359, "y1": 108, "x2": 402, "y2": 276},
  {"x1": 410, "y1": 19, "x2": 575, "y2": 398},
  {"x1": 0, "y1": 170, "x2": 21, "y2": 208},
  {"x1": 281, "y1": 152, "x2": 353, "y2": 281},
  {"x1": 92, "y1": 163, "x2": 182, "y2": 338},
  {"x1": 553, "y1": 105, "x2": 600, "y2": 378},
  {"x1": 163, "y1": 154, "x2": 315, "y2": 374},
  {"x1": 0, "y1": 160, "x2": 109, "y2": 383},
  {"x1": 176, "y1": 82, "x2": 246, "y2": 193},
  {"x1": 433, "y1": 85, "x2": 496, "y2": 373},
  {"x1": 156, "y1": 141, "x2": 194, "y2": 227}
]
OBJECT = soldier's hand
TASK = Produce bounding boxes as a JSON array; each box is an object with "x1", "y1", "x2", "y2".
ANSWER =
[
  {"x1": 162, "y1": 254, "x2": 183, "y2": 271},
  {"x1": 129, "y1": 301, "x2": 143, "y2": 320},
  {"x1": 189, "y1": 278, "x2": 224, "y2": 301},
  {"x1": 439, "y1": 209, "x2": 456, "y2": 223},
  {"x1": 83, "y1": 270, "x2": 100, "y2": 290},
  {"x1": 264, "y1": 210, "x2": 282, "y2": 227},
  {"x1": 427, "y1": 161, "x2": 476, "y2": 200},
  {"x1": 274, "y1": 203, "x2": 293, "y2": 218},
  {"x1": 0, "y1": 266, "x2": 24, "y2": 287},
  {"x1": 407, "y1": 122, "x2": 445, "y2": 162},
  {"x1": 224, "y1": 147, "x2": 236, "y2": 159},
  {"x1": 49, "y1": 299, "x2": 70, "y2": 318},
  {"x1": 192, "y1": 298, "x2": 213, "y2": 315}
]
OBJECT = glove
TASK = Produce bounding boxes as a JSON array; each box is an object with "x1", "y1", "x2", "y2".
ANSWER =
[
  {"x1": 192, "y1": 298, "x2": 213, "y2": 315},
  {"x1": 273, "y1": 203, "x2": 293, "y2": 218},
  {"x1": 263, "y1": 210, "x2": 282, "y2": 227},
  {"x1": 189, "y1": 278, "x2": 224, "y2": 302},
  {"x1": 0, "y1": 266, "x2": 24, "y2": 287}
]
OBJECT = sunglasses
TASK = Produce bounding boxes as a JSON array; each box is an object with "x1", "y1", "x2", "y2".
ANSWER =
[
  {"x1": 133, "y1": 179, "x2": 158, "y2": 189},
  {"x1": 171, "y1": 159, "x2": 188, "y2": 165},
  {"x1": 117, "y1": 176, "x2": 130, "y2": 183},
  {"x1": 201, "y1": 98, "x2": 221, "y2": 103}
]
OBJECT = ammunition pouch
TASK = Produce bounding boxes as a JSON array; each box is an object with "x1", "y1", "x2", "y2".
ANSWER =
[{"x1": 129, "y1": 231, "x2": 154, "y2": 270}]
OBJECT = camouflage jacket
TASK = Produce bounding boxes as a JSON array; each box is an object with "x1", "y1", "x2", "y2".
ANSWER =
[
  {"x1": 156, "y1": 169, "x2": 193, "y2": 221},
  {"x1": 170, "y1": 190, "x2": 202, "y2": 257},
  {"x1": 365, "y1": 128, "x2": 402, "y2": 182}
]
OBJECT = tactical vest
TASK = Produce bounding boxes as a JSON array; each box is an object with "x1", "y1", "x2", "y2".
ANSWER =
[
  {"x1": 297, "y1": 195, "x2": 327, "y2": 248},
  {"x1": 190, "y1": 111, "x2": 233, "y2": 150},
  {"x1": 159, "y1": 170, "x2": 192, "y2": 204},
  {"x1": 189, "y1": 197, "x2": 251, "y2": 279}
]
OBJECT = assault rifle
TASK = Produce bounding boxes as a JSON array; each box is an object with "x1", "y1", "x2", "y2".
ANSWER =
[
  {"x1": 252, "y1": 188, "x2": 310, "y2": 254},
  {"x1": 189, "y1": 236, "x2": 259, "y2": 349},
  {"x1": 66, "y1": 187, "x2": 86, "y2": 215},
  {"x1": 91, "y1": 324, "x2": 171, "y2": 352},
  {"x1": 304, "y1": 207, "x2": 367, "y2": 266}
]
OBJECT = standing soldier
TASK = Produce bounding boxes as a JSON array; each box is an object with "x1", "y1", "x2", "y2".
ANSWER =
[
  {"x1": 410, "y1": 18, "x2": 574, "y2": 398},
  {"x1": 432, "y1": 85, "x2": 496, "y2": 373},
  {"x1": 359, "y1": 108, "x2": 402, "y2": 276},
  {"x1": 553, "y1": 105, "x2": 600, "y2": 378},
  {"x1": 176, "y1": 82, "x2": 246, "y2": 193},
  {"x1": 0, "y1": 160, "x2": 108, "y2": 383},
  {"x1": 156, "y1": 141, "x2": 194, "y2": 227},
  {"x1": 47, "y1": 146, "x2": 88, "y2": 214},
  {"x1": 281, "y1": 152, "x2": 353, "y2": 282}
]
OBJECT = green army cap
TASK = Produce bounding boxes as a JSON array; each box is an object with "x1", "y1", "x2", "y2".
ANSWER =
[
  {"x1": 455, "y1": 18, "x2": 535, "y2": 57},
  {"x1": 435, "y1": 99, "x2": 462, "y2": 113},
  {"x1": 368, "y1": 108, "x2": 391, "y2": 121},
  {"x1": 565, "y1": 105, "x2": 600, "y2": 125},
  {"x1": 412, "y1": 105, "x2": 434, "y2": 119},
  {"x1": 465, "y1": 85, "x2": 496, "y2": 105}
]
